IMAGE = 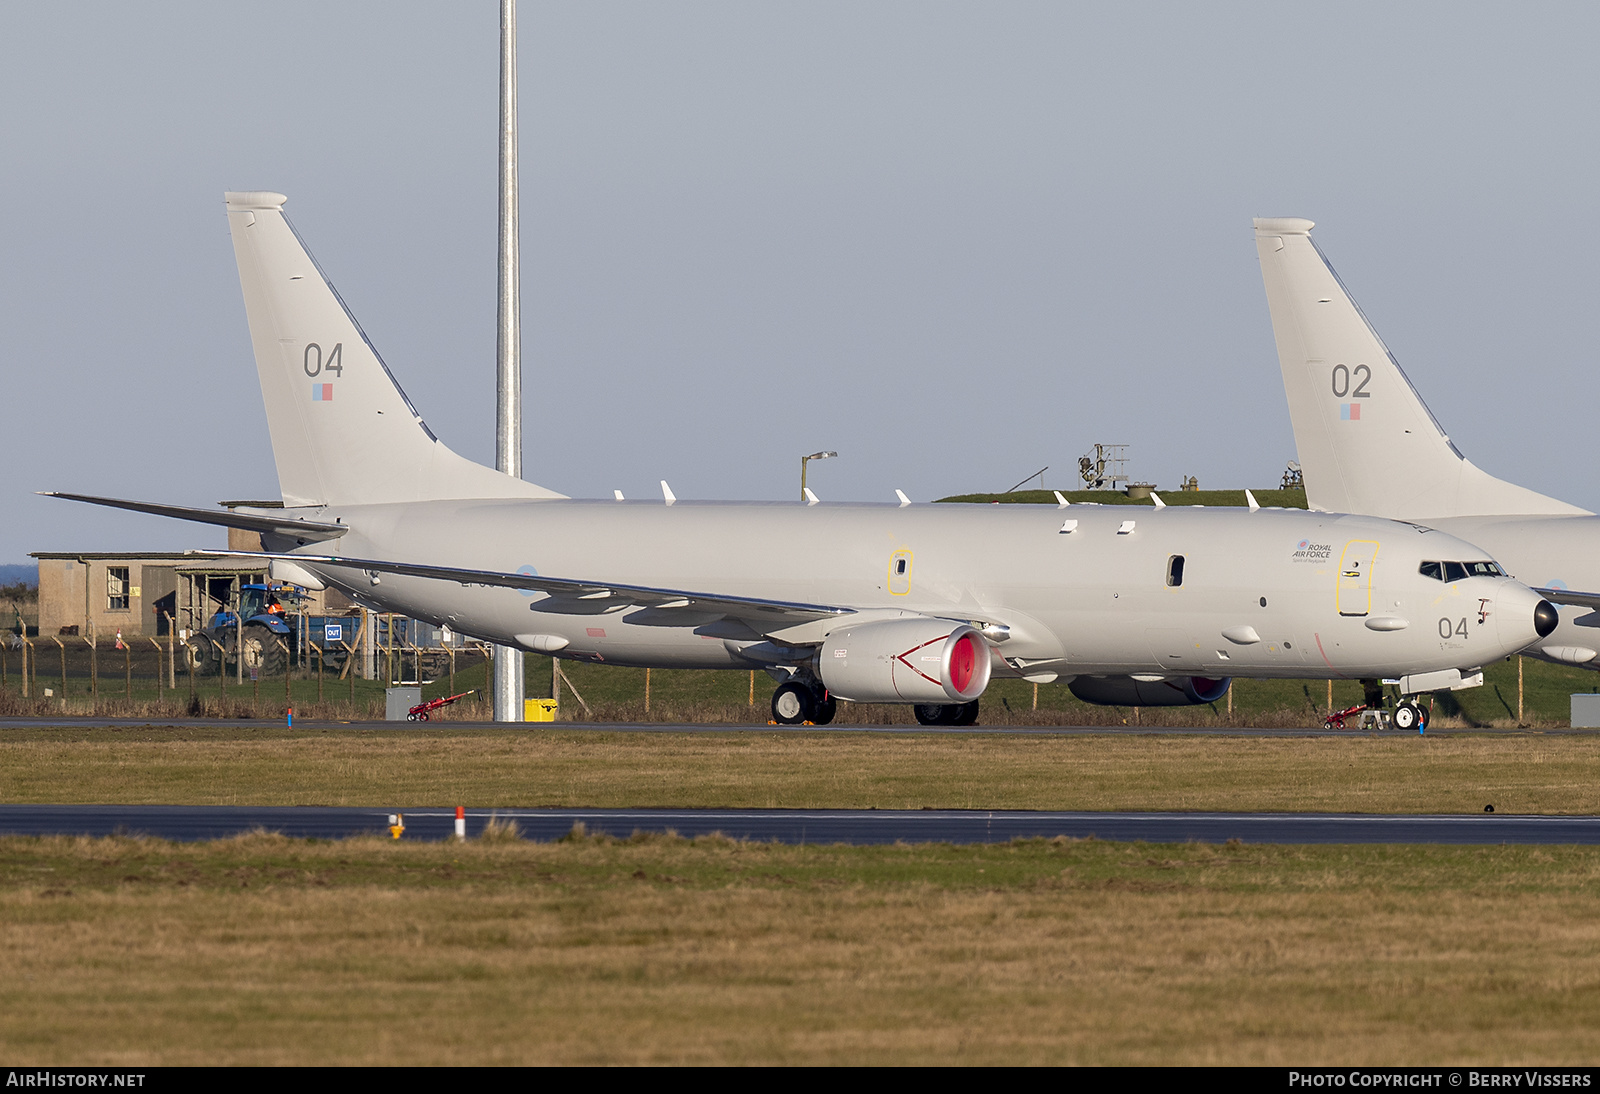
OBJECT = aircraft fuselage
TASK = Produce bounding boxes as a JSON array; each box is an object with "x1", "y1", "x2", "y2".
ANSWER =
[{"x1": 276, "y1": 498, "x2": 1545, "y2": 681}]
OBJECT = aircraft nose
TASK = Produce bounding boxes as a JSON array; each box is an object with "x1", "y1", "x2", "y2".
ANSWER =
[{"x1": 1535, "y1": 599, "x2": 1559, "y2": 639}]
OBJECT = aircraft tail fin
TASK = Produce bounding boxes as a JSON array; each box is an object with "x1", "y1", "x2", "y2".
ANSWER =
[
  {"x1": 1252, "y1": 217, "x2": 1583, "y2": 519},
  {"x1": 224, "y1": 191, "x2": 565, "y2": 507}
]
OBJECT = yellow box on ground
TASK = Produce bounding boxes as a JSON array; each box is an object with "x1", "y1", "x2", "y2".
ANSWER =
[{"x1": 524, "y1": 699, "x2": 558, "y2": 722}]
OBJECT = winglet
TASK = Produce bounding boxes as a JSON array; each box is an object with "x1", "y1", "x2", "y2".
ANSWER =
[
  {"x1": 613, "y1": 490, "x2": 625, "y2": 501},
  {"x1": 1053, "y1": 491, "x2": 1070, "y2": 508},
  {"x1": 895, "y1": 489, "x2": 911, "y2": 507},
  {"x1": 660, "y1": 481, "x2": 676, "y2": 505},
  {"x1": 1245, "y1": 489, "x2": 1260, "y2": 512},
  {"x1": 804, "y1": 488, "x2": 820, "y2": 506},
  {"x1": 1150, "y1": 492, "x2": 1166, "y2": 509}
]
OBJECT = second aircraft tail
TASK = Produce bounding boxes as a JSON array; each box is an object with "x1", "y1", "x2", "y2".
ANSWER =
[
  {"x1": 225, "y1": 191, "x2": 565, "y2": 508},
  {"x1": 1252, "y1": 217, "x2": 1583, "y2": 520}
]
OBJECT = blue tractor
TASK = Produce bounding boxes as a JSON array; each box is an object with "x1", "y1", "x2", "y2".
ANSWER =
[{"x1": 184, "y1": 583, "x2": 295, "y2": 676}]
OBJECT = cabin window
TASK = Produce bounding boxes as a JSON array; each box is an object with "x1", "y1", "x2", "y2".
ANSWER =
[
  {"x1": 1166, "y1": 555, "x2": 1185, "y2": 587},
  {"x1": 896, "y1": 559, "x2": 907, "y2": 575}
]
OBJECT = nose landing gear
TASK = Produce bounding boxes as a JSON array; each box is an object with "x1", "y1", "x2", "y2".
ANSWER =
[{"x1": 1322, "y1": 679, "x2": 1430, "y2": 732}]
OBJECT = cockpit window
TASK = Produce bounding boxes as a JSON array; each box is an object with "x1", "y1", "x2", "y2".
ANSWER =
[{"x1": 1421, "y1": 560, "x2": 1505, "y2": 582}]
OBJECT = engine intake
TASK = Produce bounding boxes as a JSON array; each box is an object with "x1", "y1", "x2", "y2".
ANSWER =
[
  {"x1": 818, "y1": 619, "x2": 991, "y2": 704},
  {"x1": 1068, "y1": 675, "x2": 1231, "y2": 707}
]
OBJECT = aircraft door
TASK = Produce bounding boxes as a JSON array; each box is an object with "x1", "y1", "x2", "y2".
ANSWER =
[{"x1": 1337, "y1": 540, "x2": 1379, "y2": 617}]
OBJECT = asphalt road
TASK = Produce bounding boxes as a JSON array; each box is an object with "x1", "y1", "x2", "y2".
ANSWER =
[
  {"x1": 2, "y1": 805, "x2": 1596, "y2": 844},
  {"x1": 0, "y1": 716, "x2": 1572, "y2": 737}
]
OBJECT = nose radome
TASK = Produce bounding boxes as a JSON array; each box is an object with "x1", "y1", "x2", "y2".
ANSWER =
[
  {"x1": 1535, "y1": 599, "x2": 1559, "y2": 639},
  {"x1": 1493, "y1": 583, "x2": 1561, "y2": 654}
]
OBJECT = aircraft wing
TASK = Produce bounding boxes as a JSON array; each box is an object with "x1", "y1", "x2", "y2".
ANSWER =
[
  {"x1": 1536, "y1": 588, "x2": 1600, "y2": 611},
  {"x1": 198, "y1": 550, "x2": 855, "y2": 629},
  {"x1": 43, "y1": 492, "x2": 347, "y2": 543}
]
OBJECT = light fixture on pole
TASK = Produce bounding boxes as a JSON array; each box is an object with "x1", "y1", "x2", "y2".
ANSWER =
[{"x1": 800, "y1": 451, "x2": 837, "y2": 501}]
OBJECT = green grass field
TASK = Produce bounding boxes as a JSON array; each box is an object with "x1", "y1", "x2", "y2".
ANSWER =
[
  {"x1": 4, "y1": 832, "x2": 1600, "y2": 1064},
  {"x1": 4, "y1": 726, "x2": 1600, "y2": 814}
]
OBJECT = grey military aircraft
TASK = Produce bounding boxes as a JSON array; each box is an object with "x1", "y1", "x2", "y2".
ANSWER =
[
  {"x1": 1255, "y1": 217, "x2": 1600, "y2": 671},
  {"x1": 45, "y1": 194, "x2": 1561, "y2": 728}
]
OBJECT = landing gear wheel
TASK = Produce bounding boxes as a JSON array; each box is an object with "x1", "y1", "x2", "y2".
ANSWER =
[
  {"x1": 914, "y1": 703, "x2": 957, "y2": 726},
  {"x1": 1393, "y1": 701, "x2": 1422, "y2": 731},
  {"x1": 772, "y1": 682, "x2": 812, "y2": 725},
  {"x1": 810, "y1": 695, "x2": 837, "y2": 725},
  {"x1": 949, "y1": 700, "x2": 979, "y2": 727}
]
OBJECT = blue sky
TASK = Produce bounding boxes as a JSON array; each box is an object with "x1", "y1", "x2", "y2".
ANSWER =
[{"x1": 4, "y1": 2, "x2": 1598, "y2": 561}]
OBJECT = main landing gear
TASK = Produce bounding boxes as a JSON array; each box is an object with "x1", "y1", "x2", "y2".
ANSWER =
[
  {"x1": 768, "y1": 681, "x2": 982, "y2": 727},
  {"x1": 914, "y1": 701, "x2": 980, "y2": 727},
  {"x1": 771, "y1": 680, "x2": 837, "y2": 726}
]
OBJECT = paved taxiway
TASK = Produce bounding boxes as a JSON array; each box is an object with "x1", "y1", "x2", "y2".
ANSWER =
[
  {"x1": 3, "y1": 805, "x2": 1598, "y2": 844},
  {"x1": 0, "y1": 717, "x2": 1576, "y2": 737}
]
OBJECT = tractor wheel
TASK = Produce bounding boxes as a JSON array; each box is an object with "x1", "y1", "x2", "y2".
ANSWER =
[
  {"x1": 184, "y1": 635, "x2": 219, "y2": 676},
  {"x1": 240, "y1": 624, "x2": 284, "y2": 676}
]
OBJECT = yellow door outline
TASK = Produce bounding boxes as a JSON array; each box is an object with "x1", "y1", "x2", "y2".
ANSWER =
[
  {"x1": 888, "y1": 550, "x2": 913, "y2": 596},
  {"x1": 1337, "y1": 540, "x2": 1379, "y2": 617}
]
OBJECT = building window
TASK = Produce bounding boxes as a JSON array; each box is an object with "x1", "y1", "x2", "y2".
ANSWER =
[{"x1": 107, "y1": 567, "x2": 130, "y2": 611}]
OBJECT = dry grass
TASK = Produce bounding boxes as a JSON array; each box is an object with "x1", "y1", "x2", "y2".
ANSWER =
[
  {"x1": 3, "y1": 727, "x2": 1600, "y2": 814},
  {"x1": 3, "y1": 833, "x2": 1600, "y2": 1065}
]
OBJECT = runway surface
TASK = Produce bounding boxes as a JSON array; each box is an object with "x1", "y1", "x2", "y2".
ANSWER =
[
  {"x1": 0, "y1": 716, "x2": 1574, "y2": 737},
  {"x1": 3, "y1": 804, "x2": 1599, "y2": 844}
]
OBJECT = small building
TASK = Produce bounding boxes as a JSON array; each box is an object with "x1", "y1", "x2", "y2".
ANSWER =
[{"x1": 32, "y1": 548, "x2": 358, "y2": 639}]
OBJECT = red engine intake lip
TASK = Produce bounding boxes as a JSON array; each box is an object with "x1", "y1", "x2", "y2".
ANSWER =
[{"x1": 948, "y1": 632, "x2": 979, "y2": 695}]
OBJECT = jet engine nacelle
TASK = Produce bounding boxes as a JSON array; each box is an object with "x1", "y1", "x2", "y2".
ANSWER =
[
  {"x1": 818, "y1": 619, "x2": 991, "y2": 704},
  {"x1": 1068, "y1": 675, "x2": 1231, "y2": 707}
]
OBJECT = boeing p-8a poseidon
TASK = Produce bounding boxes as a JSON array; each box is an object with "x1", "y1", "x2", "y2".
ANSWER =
[
  {"x1": 49, "y1": 193, "x2": 1557, "y2": 727},
  {"x1": 1254, "y1": 217, "x2": 1600, "y2": 672}
]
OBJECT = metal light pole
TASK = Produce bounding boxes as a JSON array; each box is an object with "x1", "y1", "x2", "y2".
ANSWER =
[
  {"x1": 800, "y1": 450, "x2": 837, "y2": 500},
  {"x1": 493, "y1": 0, "x2": 524, "y2": 722}
]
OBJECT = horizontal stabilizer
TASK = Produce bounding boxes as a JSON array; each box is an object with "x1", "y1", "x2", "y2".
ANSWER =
[
  {"x1": 43, "y1": 492, "x2": 347, "y2": 542},
  {"x1": 196, "y1": 550, "x2": 857, "y2": 631}
]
